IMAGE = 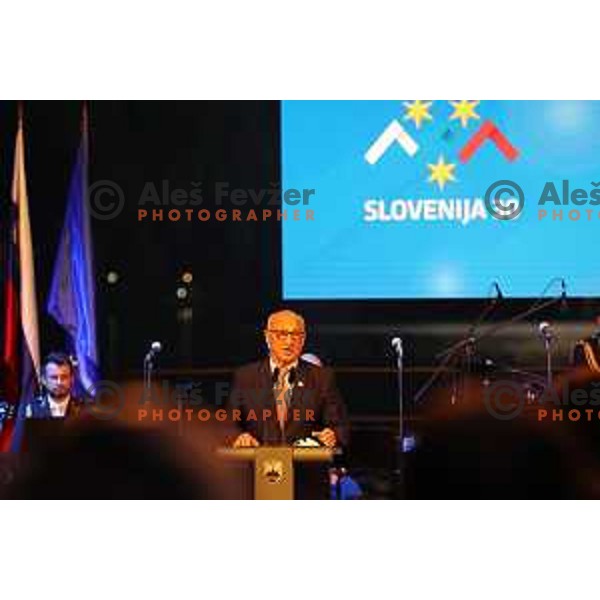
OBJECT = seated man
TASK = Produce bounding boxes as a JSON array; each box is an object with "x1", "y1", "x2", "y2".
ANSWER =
[
  {"x1": 228, "y1": 310, "x2": 349, "y2": 448},
  {"x1": 25, "y1": 352, "x2": 85, "y2": 419}
]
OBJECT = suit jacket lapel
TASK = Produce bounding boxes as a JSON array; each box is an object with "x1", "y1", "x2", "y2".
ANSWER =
[
  {"x1": 290, "y1": 361, "x2": 307, "y2": 410},
  {"x1": 258, "y1": 358, "x2": 273, "y2": 395},
  {"x1": 41, "y1": 394, "x2": 51, "y2": 418},
  {"x1": 258, "y1": 359, "x2": 281, "y2": 438}
]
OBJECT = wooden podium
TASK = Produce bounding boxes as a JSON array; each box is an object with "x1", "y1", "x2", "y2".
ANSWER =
[{"x1": 218, "y1": 446, "x2": 337, "y2": 500}]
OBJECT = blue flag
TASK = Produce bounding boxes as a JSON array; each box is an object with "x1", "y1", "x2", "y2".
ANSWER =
[{"x1": 47, "y1": 126, "x2": 99, "y2": 396}]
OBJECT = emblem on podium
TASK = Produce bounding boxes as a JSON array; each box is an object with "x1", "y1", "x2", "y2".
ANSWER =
[{"x1": 262, "y1": 460, "x2": 284, "y2": 484}]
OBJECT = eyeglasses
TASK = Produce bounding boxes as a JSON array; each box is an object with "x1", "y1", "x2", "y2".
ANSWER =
[{"x1": 267, "y1": 329, "x2": 305, "y2": 341}]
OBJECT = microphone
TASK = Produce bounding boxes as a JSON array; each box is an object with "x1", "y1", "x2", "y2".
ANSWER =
[
  {"x1": 272, "y1": 366, "x2": 297, "y2": 386},
  {"x1": 144, "y1": 341, "x2": 162, "y2": 363},
  {"x1": 560, "y1": 279, "x2": 568, "y2": 311},
  {"x1": 391, "y1": 337, "x2": 403, "y2": 358},
  {"x1": 288, "y1": 367, "x2": 297, "y2": 385},
  {"x1": 493, "y1": 281, "x2": 504, "y2": 302},
  {"x1": 538, "y1": 321, "x2": 555, "y2": 341}
]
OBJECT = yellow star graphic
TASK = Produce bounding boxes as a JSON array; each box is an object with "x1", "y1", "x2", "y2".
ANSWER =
[
  {"x1": 449, "y1": 100, "x2": 480, "y2": 128},
  {"x1": 428, "y1": 155, "x2": 457, "y2": 191},
  {"x1": 403, "y1": 100, "x2": 433, "y2": 129}
]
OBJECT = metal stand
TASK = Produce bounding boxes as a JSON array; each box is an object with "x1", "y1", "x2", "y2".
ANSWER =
[
  {"x1": 543, "y1": 336, "x2": 554, "y2": 390},
  {"x1": 391, "y1": 337, "x2": 406, "y2": 498},
  {"x1": 143, "y1": 352, "x2": 156, "y2": 402},
  {"x1": 414, "y1": 294, "x2": 562, "y2": 406},
  {"x1": 394, "y1": 338, "x2": 404, "y2": 445}
]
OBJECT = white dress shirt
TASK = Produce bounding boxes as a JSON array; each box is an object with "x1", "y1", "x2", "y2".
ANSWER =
[{"x1": 48, "y1": 395, "x2": 71, "y2": 417}]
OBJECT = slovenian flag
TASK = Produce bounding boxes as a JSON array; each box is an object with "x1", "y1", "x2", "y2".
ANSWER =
[{"x1": 0, "y1": 113, "x2": 41, "y2": 452}]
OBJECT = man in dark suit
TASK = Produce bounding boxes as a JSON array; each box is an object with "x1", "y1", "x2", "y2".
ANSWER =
[
  {"x1": 25, "y1": 352, "x2": 85, "y2": 419},
  {"x1": 228, "y1": 310, "x2": 348, "y2": 448}
]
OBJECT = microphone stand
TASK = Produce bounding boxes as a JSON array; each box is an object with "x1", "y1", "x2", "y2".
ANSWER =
[
  {"x1": 413, "y1": 294, "x2": 562, "y2": 406},
  {"x1": 393, "y1": 340, "x2": 404, "y2": 446},
  {"x1": 391, "y1": 338, "x2": 405, "y2": 498},
  {"x1": 414, "y1": 290, "x2": 501, "y2": 406},
  {"x1": 143, "y1": 351, "x2": 156, "y2": 403},
  {"x1": 469, "y1": 295, "x2": 561, "y2": 348},
  {"x1": 543, "y1": 333, "x2": 555, "y2": 390},
  {"x1": 480, "y1": 312, "x2": 559, "y2": 398}
]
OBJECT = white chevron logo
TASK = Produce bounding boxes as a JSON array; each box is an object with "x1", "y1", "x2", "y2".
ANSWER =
[{"x1": 364, "y1": 119, "x2": 419, "y2": 165}]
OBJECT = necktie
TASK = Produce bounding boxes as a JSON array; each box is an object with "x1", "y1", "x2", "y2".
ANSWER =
[{"x1": 274, "y1": 368, "x2": 291, "y2": 431}]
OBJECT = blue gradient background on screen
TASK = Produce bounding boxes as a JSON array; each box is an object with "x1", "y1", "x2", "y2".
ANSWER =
[{"x1": 281, "y1": 100, "x2": 600, "y2": 299}]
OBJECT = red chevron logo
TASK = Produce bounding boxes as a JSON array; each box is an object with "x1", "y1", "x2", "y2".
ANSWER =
[{"x1": 459, "y1": 120, "x2": 519, "y2": 163}]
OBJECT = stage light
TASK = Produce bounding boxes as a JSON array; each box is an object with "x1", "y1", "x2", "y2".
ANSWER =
[{"x1": 106, "y1": 270, "x2": 120, "y2": 285}]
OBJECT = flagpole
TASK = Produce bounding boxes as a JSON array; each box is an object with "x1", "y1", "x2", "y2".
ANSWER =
[
  {"x1": 82, "y1": 101, "x2": 89, "y2": 155},
  {"x1": 82, "y1": 101, "x2": 90, "y2": 223}
]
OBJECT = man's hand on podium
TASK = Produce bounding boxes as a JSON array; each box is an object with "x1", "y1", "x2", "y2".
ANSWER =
[
  {"x1": 233, "y1": 433, "x2": 260, "y2": 448},
  {"x1": 312, "y1": 428, "x2": 337, "y2": 448}
]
